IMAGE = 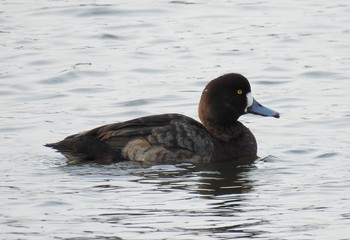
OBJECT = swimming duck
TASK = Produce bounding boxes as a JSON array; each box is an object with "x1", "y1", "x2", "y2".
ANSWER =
[{"x1": 46, "y1": 73, "x2": 279, "y2": 164}]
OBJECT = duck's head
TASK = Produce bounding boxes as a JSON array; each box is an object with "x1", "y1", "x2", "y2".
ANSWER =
[{"x1": 199, "y1": 73, "x2": 279, "y2": 131}]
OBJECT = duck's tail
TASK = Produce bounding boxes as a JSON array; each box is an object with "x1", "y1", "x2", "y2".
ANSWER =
[{"x1": 45, "y1": 134, "x2": 122, "y2": 164}]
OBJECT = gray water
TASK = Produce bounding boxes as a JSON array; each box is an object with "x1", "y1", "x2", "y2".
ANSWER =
[{"x1": 1, "y1": 0, "x2": 350, "y2": 239}]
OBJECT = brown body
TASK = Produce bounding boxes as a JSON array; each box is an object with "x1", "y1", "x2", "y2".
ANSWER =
[{"x1": 47, "y1": 114, "x2": 257, "y2": 163}]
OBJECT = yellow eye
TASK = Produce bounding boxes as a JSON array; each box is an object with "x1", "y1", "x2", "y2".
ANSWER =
[{"x1": 237, "y1": 89, "x2": 243, "y2": 95}]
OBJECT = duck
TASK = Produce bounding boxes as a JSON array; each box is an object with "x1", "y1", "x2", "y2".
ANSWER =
[{"x1": 45, "y1": 73, "x2": 279, "y2": 164}]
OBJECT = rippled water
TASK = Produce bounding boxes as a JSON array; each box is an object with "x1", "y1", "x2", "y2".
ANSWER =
[{"x1": 1, "y1": 0, "x2": 350, "y2": 239}]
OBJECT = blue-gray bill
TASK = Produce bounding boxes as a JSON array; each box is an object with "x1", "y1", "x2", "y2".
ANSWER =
[{"x1": 247, "y1": 98, "x2": 280, "y2": 118}]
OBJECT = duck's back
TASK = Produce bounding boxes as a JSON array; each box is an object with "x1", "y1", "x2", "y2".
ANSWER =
[{"x1": 46, "y1": 114, "x2": 214, "y2": 163}]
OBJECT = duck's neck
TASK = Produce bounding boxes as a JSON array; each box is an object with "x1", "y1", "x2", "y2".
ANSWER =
[{"x1": 202, "y1": 120, "x2": 245, "y2": 142}]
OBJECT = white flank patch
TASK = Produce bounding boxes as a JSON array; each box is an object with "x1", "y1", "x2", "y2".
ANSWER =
[{"x1": 245, "y1": 92, "x2": 253, "y2": 112}]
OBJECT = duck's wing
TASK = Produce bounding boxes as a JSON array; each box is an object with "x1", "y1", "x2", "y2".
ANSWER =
[
  {"x1": 46, "y1": 114, "x2": 214, "y2": 163},
  {"x1": 92, "y1": 114, "x2": 182, "y2": 147},
  {"x1": 96, "y1": 113, "x2": 214, "y2": 162}
]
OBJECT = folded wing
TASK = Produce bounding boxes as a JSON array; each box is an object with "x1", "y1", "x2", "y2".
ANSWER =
[{"x1": 46, "y1": 114, "x2": 214, "y2": 163}]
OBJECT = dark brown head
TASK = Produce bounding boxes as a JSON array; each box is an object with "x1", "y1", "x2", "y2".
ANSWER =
[{"x1": 198, "y1": 73, "x2": 279, "y2": 134}]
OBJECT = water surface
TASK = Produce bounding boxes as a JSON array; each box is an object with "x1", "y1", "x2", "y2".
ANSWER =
[{"x1": 1, "y1": 0, "x2": 350, "y2": 239}]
